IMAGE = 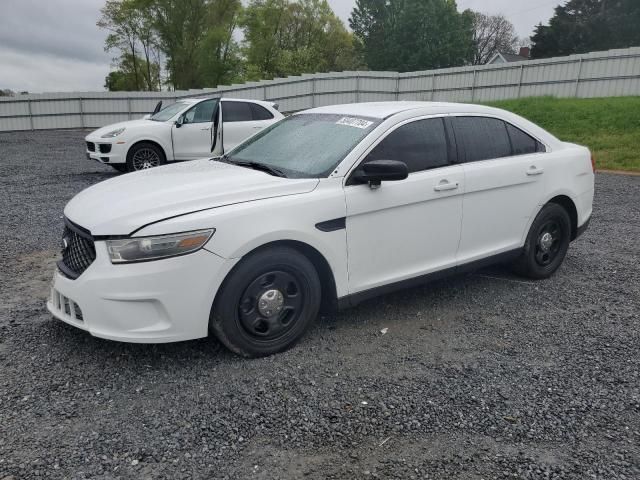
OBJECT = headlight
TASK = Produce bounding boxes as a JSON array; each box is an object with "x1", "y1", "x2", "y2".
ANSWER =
[
  {"x1": 106, "y1": 229, "x2": 214, "y2": 264},
  {"x1": 101, "y1": 127, "x2": 126, "y2": 138}
]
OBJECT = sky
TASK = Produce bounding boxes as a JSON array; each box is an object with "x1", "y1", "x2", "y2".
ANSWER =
[{"x1": 0, "y1": 0, "x2": 561, "y2": 93}]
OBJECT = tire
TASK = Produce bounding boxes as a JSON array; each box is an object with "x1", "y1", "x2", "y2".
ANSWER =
[
  {"x1": 126, "y1": 142, "x2": 166, "y2": 172},
  {"x1": 110, "y1": 164, "x2": 127, "y2": 173},
  {"x1": 210, "y1": 246, "x2": 321, "y2": 358},
  {"x1": 512, "y1": 203, "x2": 572, "y2": 279}
]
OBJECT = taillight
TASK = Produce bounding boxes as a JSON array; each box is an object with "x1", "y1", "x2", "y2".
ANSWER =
[{"x1": 591, "y1": 153, "x2": 596, "y2": 173}]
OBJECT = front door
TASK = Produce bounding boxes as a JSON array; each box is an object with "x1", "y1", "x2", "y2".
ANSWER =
[
  {"x1": 172, "y1": 99, "x2": 217, "y2": 160},
  {"x1": 344, "y1": 117, "x2": 464, "y2": 295}
]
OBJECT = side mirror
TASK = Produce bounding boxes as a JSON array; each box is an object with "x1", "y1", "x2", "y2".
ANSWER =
[
  {"x1": 352, "y1": 160, "x2": 408, "y2": 189},
  {"x1": 175, "y1": 115, "x2": 184, "y2": 128}
]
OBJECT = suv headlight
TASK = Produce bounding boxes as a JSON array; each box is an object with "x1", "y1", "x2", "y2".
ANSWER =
[
  {"x1": 106, "y1": 229, "x2": 214, "y2": 264},
  {"x1": 101, "y1": 127, "x2": 126, "y2": 138}
]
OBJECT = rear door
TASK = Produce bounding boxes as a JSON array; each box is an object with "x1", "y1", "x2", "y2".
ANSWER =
[
  {"x1": 344, "y1": 117, "x2": 464, "y2": 294},
  {"x1": 171, "y1": 99, "x2": 217, "y2": 160},
  {"x1": 452, "y1": 116, "x2": 550, "y2": 264},
  {"x1": 221, "y1": 101, "x2": 269, "y2": 151}
]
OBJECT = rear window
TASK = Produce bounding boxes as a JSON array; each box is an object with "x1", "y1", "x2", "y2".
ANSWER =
[
  {"x1": 250, "y1": 103, "x2": 274, "y2": 120},
  {"x1": 452, "y1": 117, "x2": 512, "y2": 163},
  {"x1": 506, "y1": 123, "x2": 545, "y2": 155},
  {"x1": 222, "y1": 102, "x2": 253, "y2": 122}
]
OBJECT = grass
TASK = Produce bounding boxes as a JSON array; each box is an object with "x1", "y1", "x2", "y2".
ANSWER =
[{"x1": 487, "y1": 96, "x2": 640, "y2": 172}]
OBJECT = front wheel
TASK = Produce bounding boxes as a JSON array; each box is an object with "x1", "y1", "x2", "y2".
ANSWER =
[
  {"x1": 512, "y1": 203, "x2": 572, "y2": 279},
  {"x1": 210, "y1": 247, "x2": 321, "y2": 358},
  {"x1": 126, "y1": 142, "x2": 166, "y2": 172}
]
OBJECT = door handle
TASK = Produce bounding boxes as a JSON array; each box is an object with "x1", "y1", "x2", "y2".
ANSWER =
[
  {"x1": 253, "y1": 126, "x2": 263, "y2": 130},
  {"x1": 200, "y1": 127, "x2": 211, "y2": 131},
  {"x1": 527, "y1": 166, "x2": 544, "y2": 176},
  {"x1": 434, "y1": 181, "x2": 459, "y2": 192}
]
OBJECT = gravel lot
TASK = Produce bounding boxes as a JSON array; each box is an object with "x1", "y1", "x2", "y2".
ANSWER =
[{"x1": 0, "y1": 129, "x2": 639, "y2": 479}]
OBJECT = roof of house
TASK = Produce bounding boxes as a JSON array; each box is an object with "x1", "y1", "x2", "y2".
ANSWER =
[{"x1": 487, "y1": 52, "x2": 529, "y2": 64}]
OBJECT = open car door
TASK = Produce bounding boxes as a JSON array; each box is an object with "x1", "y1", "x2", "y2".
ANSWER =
[{"x1": 211, "y1": 102, "x2": 224, "y2": 156}]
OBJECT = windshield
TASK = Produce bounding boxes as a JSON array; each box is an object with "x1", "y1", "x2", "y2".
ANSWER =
[
  {"x1": 150, "y1": 101, "x2": 189, "y2": 122},
  {"x1": 226, "y1": 113, "x2": 380, "y2": 178}
]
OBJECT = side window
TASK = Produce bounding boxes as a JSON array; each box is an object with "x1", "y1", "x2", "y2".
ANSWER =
[
  {"x1": 506, "y1": 123, "x2": 545, "y2": 155},
  {"x1": 250, "y1": 103, "x2": 274, "y2": 121},
  {"x1": 222, "y1": 101, "x2": 253, "y2": 122},
  {"x1": 365, "y1": 118, "x2": 449, "y2": 173},
  {"x1": 183, "y1": 99, "x2": 215, "y2": 124},
  {"x1": 452, "y1": 117, "x2": 511, "y2": 163}
]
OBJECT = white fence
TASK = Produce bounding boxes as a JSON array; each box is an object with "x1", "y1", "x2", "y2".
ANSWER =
[{"x1": 1, "y1": 46, "x2": 639, "y2": 132}]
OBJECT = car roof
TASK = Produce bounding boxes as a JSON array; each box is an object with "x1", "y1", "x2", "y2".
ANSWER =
[
  {"x1": 300, "y1": 101, "x2": 504, "y2": 119},
  {"x1": 180, "y1": 97, "x2": 276, "y2": 108}
]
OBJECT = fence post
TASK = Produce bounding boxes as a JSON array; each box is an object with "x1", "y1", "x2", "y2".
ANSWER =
[
  {"x1": 79, "y1": 97, "x2": 85, "y2": 128},
  {"x1": 127, "y1": 97, "x2": 132, "y2": 120},
  {"x1": 395, "y1": 73, "x2": 400, "y2": 101},
  {"x1": 311, "y1": 78, "x2": 316, "y2": 108},
  {"x1": 575, "y1": 58, "x2": 584, "y2": 98},
  {"x1": 263, "y1": 85, "x2": 267, "y2": 101},
  {"x1": 470, "y1": 69, "x2": 477, "y2": 101},
  {"x1": 26, "y1": 99, "x2": 34, "y2": 130},
  {"x1": 517, "y1": 64, "x2": 525, "y2": 98},
  {"x1": 356, "y1": 72, "x2": 361, "y2": 103},
  {"x1": 430, "y1": 74, "x2": 436, "y2": 101}
]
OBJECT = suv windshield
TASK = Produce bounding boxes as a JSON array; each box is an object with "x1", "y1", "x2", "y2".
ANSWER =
[
  {"x1": 150, "y1": 101, "x2": 189, "y2": 122},
  {"x1": 225, "y1": 113, "x2": 380, "y2": 178}
]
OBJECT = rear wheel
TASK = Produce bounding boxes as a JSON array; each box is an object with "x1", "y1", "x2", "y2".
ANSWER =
[
  {"x1": 210, "y1": 247, "x2": 321, "y2": 358},
  {"x1": 512, "y1": 203, "x2": 571, "y2": 279},
  {"x1": 126, "y1": 142, "x2": 166, "y2": 172}
]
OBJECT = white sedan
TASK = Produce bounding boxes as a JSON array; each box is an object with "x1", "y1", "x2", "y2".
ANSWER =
[
  {"x1": 84, "y1": 97, "x2": 283, "y2": 172},
  {"x1": 50, "y1": 101, "x2": 594, "y2": 357}
]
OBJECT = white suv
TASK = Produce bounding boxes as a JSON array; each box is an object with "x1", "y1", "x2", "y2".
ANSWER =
[
  {"x1": 84, "y1": 97, "x2": 283, "y2": 172},
  {"x1": 50, "y1": 102, "x2": 594, "y2": 357}
]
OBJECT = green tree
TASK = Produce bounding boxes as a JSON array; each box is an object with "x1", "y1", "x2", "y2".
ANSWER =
[
  {"x1": 104, "y1": 54, "x2": 161, "y2": 91},
  {"x1": 531, "y1": 0, "x2": 640, "y2": 59},
  {"x1": 350, "y1": 0, "x2": 474, "y2": 72},
  {"x1": 241, "y1": 0, "x2": 361, "y2": 80}
]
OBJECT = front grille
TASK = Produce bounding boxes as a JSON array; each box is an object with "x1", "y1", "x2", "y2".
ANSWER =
[
  {"x1": 99, "y1": 144, "x2": 112, "y2": 154},
  {"x1": 86, "y1": 141, "x2": 95, "y2": 152},
  {"x1": 58, "y1": 221, "x2": 96, "y2": 279}
]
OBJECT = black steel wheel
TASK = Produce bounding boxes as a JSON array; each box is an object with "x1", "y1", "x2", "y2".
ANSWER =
[
  {"x1": 210, "y1": 246, "x2": 321, "y2": 358},
  {"x1": 126, "y1": 142, "x2": 166, "y2": 172},
  {"x1": 513, "y1": 203, "x2": 572, "y2": 279}
]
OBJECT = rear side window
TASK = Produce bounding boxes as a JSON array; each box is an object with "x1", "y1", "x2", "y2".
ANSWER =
[
  {"x1": 250, "y1": 103, "x2": 274, "y2": 120},
  {"x1": 222, "y1": 101, "x2": 253, "y2": 122},
  {"x1": 452, "y1": 117, "x2": 511, "y2": 163},
  {"x1": 506, "y1": 123, "x2": 545, "y2": 155},
  {"x1": 365, "y1": 118, "x2": 449, "y2": 173}
]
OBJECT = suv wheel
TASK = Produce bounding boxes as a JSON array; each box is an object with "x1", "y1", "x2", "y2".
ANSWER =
[
  {"x1": 126, "y1": 142, "x2": 165, "y2": 172},
  {"x1": 513, "y1": 203, "x2": 572, "y2": 279},
  {"x1": 210, "y1": 246, "x2": 321, "y2": 358}
]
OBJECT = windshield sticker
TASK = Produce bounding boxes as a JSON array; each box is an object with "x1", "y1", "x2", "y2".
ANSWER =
[{"x1": 336, "y1": 117, "x2": 374, "y2": 129}]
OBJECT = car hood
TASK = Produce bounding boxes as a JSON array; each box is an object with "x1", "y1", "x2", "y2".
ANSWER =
[
  {"x1": 87, "y1": 119, "x2": 162, "y2": 138},
  {"x1": 64, "y1": 159, "x2": 319, "y2": 236}
]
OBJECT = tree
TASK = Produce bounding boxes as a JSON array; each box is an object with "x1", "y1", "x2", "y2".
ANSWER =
[
  {"x1": 104, "y1": 54, "x2": 160, "y2": 91},
  {"x1": 531, "y1": 0, "x2": 640, "y2": 59},
  {"x1": 350, "y1": 0, "x2": 474, "y2": 72},
  {"x1": 241, "y1": 0, "x2": 361, "y2": 80},
  {"x1": 471, "y1": 12, "x2": 519, "y2": 65},
  {"x1": 0, "y1": 89, "x2": 15, "y2": 97}
]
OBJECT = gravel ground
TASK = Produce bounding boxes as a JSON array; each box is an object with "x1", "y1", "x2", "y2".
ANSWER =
[{"x1": 0, "y1": 129, "x2": 639, "y2": 479}]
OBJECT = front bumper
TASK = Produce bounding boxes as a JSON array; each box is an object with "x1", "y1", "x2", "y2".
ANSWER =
[
  {"x1": 47, "y1": 242, "x2": 238, "y2": 343},
  {"x1": 85, "y1": 135, "x2": 127, "y2": 165}
]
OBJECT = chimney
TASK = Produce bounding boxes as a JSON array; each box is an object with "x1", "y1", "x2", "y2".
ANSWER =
[{"x1": 519, "y1": 47, "x2": 531, "y2": 58}]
